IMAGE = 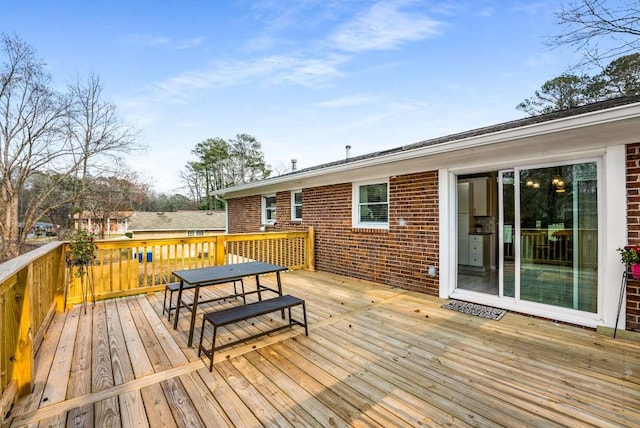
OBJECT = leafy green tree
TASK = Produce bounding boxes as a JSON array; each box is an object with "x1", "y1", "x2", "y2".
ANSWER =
[
  {"x1": 142, "y1": 193, "x2": 194, "y2": 212},
  {"x1": 228, "y1": 134, "x2": 271, "y2": 184},
  {"x1": 517, "y1": 53, "x2": 640, "y2": 115},
  {"x1": 183, "y1": 134, "x2": 271, "y2": 209},
  {"x1": 189, "y1": 138, "x2": 230, "y2": 209},
  {"x1": 597, "y1": 52, "x2": 640, "y2": 97},
  {"x1": 517, "y1": 74, "x2": 593, "y2": 115}
]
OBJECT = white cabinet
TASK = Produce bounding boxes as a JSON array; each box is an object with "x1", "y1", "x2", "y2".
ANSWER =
[
  {"x1": 470, "y1": 177, "x2": 490, "y2": 216},
  {"x1": 457, "y1": 182, "x2": 470, "y2": 214},
  {"x1": 458, "y1": 235, "x2": 469, "y2": 265},
  {"x1": 457, "y1": 182, "x2": 471, "y2": 265},
  {"x1": 468, "y1": 234, "x2": 490, "y2": 268}
]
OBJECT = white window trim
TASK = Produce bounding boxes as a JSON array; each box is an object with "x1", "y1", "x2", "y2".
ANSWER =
[
  {"x1": 291, "y1": 190, "x2": 302, "y2": 221},
  {"x1": 262, "y1": 194, "x2": 277, "y2": 224},
  {"x1": 352, "y1": 179, "x2": 389, "y2": 229}
]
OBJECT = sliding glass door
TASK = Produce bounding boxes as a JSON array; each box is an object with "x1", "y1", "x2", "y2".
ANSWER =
[
  {"x1": 499, "y1": 170, "x2": 515, "y2": 298},
  {"x1": 495, "y1": 162, "x2": 598, "y2": 312}
]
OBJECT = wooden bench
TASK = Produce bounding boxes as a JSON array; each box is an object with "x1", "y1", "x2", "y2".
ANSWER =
[
  {"x1": 198, "y1": 294, "x2": 308, "y2": 370},
  {"x1": 163, "y1": 279, "x2": 245, "y2": 321}
]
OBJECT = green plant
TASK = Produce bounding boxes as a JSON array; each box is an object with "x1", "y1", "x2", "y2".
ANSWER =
[
  {"x1": 67, "y1": 229, "x2": 96, "y2": 277},
  {"x1": 617, "y1": 245, "x2": 640, "y2": 267}
]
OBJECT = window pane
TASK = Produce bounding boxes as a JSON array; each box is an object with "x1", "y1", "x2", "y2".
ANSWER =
[
  {"x1": 265, "y1": 196, "x2": 276, "y2": 221},
  {"x1": 358, "y1": 183, "x2": 388, "y2": 223},
  {"x1": 359, "y1": 184, "x2": 387, "y2": 203},
  {"x1": 360, "y1": 203, "x2": 388, "y2": 222},
  {"x1": 292, "y1": 191, "x2": 302, "y2": 219},
  {"x1": 519, "y1": 162, "x2": 597, "y2": 312}
]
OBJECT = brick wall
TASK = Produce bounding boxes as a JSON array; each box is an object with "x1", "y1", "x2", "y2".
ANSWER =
[
  {"x1": 227, "y1": 195, "x2": 262, "y2": 233},
  {"x1": 226, "y1": 171, "x2": 440, "y2": 295},
  {"x1": 626, "y1": 144, "x2": 640, "y2": 331}
]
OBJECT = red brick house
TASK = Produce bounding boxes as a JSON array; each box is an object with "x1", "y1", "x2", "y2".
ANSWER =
[{"x1": 217, "y1": 96, "x2": 640, "y2": 333}]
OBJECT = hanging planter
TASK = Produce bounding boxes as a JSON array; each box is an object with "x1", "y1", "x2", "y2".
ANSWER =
[{"x1": 617, "y1": 245, "x2": 640, "y2": 279}]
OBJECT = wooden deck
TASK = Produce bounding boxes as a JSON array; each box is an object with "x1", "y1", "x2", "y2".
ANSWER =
[{"x1": 4, "y1": 270, "x2": 640, "y2": 427}]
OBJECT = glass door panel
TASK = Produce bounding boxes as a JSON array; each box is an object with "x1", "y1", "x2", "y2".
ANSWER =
[
  {"x1": 499, "y1": 170, "x2": 515, "y2": 297},
  {"x1": 518, "y1": 163, "x2": 598, "y2": 312}
]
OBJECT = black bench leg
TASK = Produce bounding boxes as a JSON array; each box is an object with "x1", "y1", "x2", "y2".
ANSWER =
[
  {"x1": 210, "y1": 325, "x2": 217, "y2": 371},
  {"x1": 198, "y1": 316, "x2": 206, "y2": 358},
  {"x1": 302, "y1": 302, "x2": 309, "y2": 336},
  {"x1": 162, "y1": 287, "x2": 168, "y2": 317},
  {"x1": 164, "y1": 287, "x2": 176, "y2": 321}
]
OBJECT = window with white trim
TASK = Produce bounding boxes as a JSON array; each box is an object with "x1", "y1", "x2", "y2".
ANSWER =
[
  {"x1": 352, "y1": 180, "x2": 389, "y2": 228},
  {"x1": 262, "y1": 194, "x2": 277, "y2": 224},
  {"x1": 187, "y1": 230, "x2": 204, "y2": 236},
  {"x1": 291, "y1": 190, "x2": 302, "y2": 221}
]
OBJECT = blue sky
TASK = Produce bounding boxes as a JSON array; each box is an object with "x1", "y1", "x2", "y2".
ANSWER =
[{"x1": 4, "y1": 1, "x2": 590, "y2": 193}]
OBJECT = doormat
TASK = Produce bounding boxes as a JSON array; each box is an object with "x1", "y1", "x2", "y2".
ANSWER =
[{"x1": 442, "y1": 300, "x2": 507, "y2": 320}]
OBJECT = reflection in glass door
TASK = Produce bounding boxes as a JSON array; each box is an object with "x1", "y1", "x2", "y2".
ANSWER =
[
  {"x1": 519, "y1": 162, "x2": 598, "y2": 312},
  {"x1": 499, "y1": 170, "x2": 515, "y2": 298}
]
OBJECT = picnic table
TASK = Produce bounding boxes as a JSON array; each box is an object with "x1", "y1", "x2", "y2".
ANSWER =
[{"x1": 172, "y1": 261, "x2": 287, "y2": 346}]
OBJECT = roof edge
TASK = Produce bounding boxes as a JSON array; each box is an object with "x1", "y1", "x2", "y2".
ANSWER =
[{"x1": 216, "y1": 96, "x2": 640, "y2": 197}]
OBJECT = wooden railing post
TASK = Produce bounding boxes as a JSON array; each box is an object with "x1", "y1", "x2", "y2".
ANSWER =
[
  {"x1": 215, "y1": 235, "x2": 226, "y2": 266},
  {"x1": 307, "y1": 226, "x2": 315, "y2": 271},
  {"x1": 14, "y1": 264, "x2": 33, "y2": 396}
]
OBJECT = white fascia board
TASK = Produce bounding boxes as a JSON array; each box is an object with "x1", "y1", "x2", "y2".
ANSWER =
[{"x1": 218, "y1": 103, "x2": 640, "y2": 198}]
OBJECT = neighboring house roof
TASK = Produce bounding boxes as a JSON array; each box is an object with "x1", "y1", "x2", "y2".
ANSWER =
[
  {"x1": 73, "y1": 210, "x2": 134, "y2": 220},
  {"x1": 216, "y1": 96, "x2": 640, "y2": 198},
  {"x1": 127, "y1": 210, "x2": 226, "y2": 232}
]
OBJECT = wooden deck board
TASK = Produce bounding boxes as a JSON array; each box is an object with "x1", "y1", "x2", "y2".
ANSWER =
[
  {"x1": 106, "y1": 300, "x2": 148, "y2": 427},
  {"x1": 4, "y1": 269, "x2": 640, "y2": 427}
]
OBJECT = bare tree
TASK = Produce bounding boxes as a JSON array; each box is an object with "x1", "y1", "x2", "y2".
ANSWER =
[
  {"x1": 0, "y1": 34, "x2": 69, "y2": 259},
  {"x1": 549, "y1": 0, "x2": 640, "y2": 65},
  {"x1": 0, "y1": 34, "x2": 139, "y2": 261},
  {"x1": 180, "y1": 163, "x2": 206, "y2": 208},
  {"x1": 66, "y1": 73, "x2": 140, "y2": 217},
  {"x1": 83, "y1": 164, "x2": 148, "y2": 238}
]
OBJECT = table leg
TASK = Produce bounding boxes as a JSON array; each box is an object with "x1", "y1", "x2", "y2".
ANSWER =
[
  {"x1": 276, "y1": 271, "x2": 283, "y2": 296},
  {"x1": 188, "y1": 285, "x2": 200, "y2": 347},
  {"x1": 255, "y1": 274, "x2": 262, "y2": 301},
  {"x1": 277, "y1": 271, "x2": 284, "y2": 319},
  {"x1": 173, "y1": 280, "x2": 184, "y2": 330}
]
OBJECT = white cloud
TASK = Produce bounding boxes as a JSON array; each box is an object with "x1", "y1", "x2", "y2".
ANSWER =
[
  {"x1": 477, "y1": 8, "x2": 494, "y2": 17},
  {"x1": 123, "y1": 34, "x2": 204, "y2": 50},
  {"x1": 314, "y1": 95, "x2": 379, "y2": 108},
  {"x1": 512, "y1": 3, "x2": 552, "y2": 16},
  {"x1": 147, "y1": 54, "x2": 347, "y2": 100},
  {"x1": 330, "y1": 1, "x2": 443, "y2": 52}
]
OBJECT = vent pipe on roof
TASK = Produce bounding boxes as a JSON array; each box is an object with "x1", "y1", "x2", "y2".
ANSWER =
[
  {"x1": 345, "y1": 145, "x2": 351, "y2": 159},
  {"x1": 291, "y1": 159, "x2": 297, "y2": 171}
]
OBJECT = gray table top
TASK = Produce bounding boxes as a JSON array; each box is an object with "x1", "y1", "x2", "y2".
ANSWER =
[{"x1": 172, "y1": 261, "x2": 287, "y2": 285}]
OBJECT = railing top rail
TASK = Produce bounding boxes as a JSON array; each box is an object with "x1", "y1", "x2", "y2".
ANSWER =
[
  {"x1": 0, "y1": 241, "x2": 64, "y2": 284},
  {"x1": 224, "y1": 231, "x2": 308, "y2": 241},
  {"x1": 93, "y1": 235, "x2": 225, "y2": 249}
]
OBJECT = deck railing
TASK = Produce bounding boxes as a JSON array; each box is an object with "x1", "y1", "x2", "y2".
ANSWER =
[{"x1": 0, "y1": 228, "x2": 313, "y2": 412}]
